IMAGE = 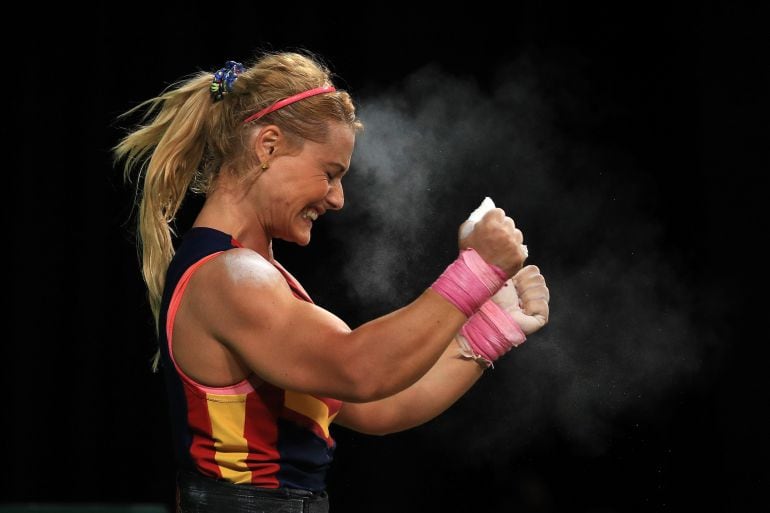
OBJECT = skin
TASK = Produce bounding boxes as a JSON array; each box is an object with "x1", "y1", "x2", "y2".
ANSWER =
[{"x1": 172, "y1": 121, "x2": 548, "y2": 435}]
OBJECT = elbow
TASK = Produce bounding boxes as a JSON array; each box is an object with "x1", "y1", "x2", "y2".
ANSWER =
[
  {"x1": 343, "y1": 376, "x2": 391, "y2": 404},
  {"x1": 343, "y1": 361, "x2": 397, "y2": 403},
  {"x1": 332, "y1": 334, "x2": 413, "y2": 403}
]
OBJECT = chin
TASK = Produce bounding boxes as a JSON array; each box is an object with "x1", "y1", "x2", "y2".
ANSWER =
[{"x1": 281, "y1": 229, "x2": 311, "y2": 247}]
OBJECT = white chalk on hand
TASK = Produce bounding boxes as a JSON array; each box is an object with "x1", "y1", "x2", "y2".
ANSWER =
[
  {"x1": 460, "y1": 197, "x2": 496, "y2": 239},
  {"x1": 468, "y1": 197, "x2": 497, "y2": 225},
  {"x1": 460, "y1": 196, "x2": 528, "y2": 259}
]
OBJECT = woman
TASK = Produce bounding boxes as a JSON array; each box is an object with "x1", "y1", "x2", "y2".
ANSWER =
[{"x1": 114, "y1": 51, "x2": 549, "y2": 513}]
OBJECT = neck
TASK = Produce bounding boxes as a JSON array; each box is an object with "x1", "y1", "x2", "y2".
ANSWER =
[{"x1": 192, "y1": 177, "x2": 274, "y2": 261}]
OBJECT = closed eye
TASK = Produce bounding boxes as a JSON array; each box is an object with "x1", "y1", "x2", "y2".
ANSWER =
[{"x1": 323, "y1": 161, "x2": 348, "y2": 181}]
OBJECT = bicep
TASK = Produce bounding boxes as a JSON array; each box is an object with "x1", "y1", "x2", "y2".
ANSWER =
[{"x1": 231, "y1": 295, "x2": 358, "y2": 396}]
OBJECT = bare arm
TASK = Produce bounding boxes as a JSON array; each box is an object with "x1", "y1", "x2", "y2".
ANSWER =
[
  {"x1": 187, "y1": 249, "x2": 468, "y2": 403},
  {"x1": 185, "y1": 209, "x2": 524, "y2": 404},
  {"x1": 333, "y1": 337, "x2": 484, "y2": 435}
]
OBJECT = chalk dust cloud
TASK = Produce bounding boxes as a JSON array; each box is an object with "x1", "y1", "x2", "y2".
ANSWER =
[{"x1": 322, "y1": 55, "x2": 703, "y2": 455}]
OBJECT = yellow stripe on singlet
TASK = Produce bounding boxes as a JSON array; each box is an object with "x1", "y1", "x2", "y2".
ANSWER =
[
  {"x1": 206, "y1": 394, "x2": 252, "y2": 484},
  {"x1": 284, "y1": 391, "x2": 337, "y2": 438}
]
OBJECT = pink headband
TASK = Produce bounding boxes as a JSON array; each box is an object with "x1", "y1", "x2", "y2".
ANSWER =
[{"x1": 242, "y1": 86, "x2": 337, "y2": 124}]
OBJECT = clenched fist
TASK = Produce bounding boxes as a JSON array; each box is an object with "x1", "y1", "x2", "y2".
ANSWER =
[
  {"x1": 491, "y1": 265, "x2": 550, "y2": 335},
  {"x1": 458, "y1": 208, "x2": 527, "y2": 277}
]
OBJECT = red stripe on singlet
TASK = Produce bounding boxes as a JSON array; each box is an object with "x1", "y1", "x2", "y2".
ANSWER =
[
  {"x1": 243, "y1": 384, "x2": 283, "y2": 487},
  {"x1": 184, "y1": 387, "x2": 222, "y2": 479}
]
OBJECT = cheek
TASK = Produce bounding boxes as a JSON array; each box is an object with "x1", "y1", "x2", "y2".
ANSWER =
[
  {"x1": 282, "y1": 178, "x2": 329, "y2": 209},
  {"x1": 306, "y1": 180, "x2": 330, "y2": 199}
]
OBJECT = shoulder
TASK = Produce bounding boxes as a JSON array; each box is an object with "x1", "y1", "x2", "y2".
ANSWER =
[
  {"x1": 185, "y1": 248, "x2": 296, "y2": 333},
  {"x1": 193, "y1": 248, "x2": 290, "y2": 297}
]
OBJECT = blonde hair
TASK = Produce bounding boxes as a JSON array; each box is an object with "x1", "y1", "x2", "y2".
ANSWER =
[{"x1": 113, "y1": 51, "x2": 363, "y2": 370}]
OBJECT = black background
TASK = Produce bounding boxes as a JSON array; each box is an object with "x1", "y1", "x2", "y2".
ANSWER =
[{"x1": 3, "y1": 4, "x2": 766, "y2": 512}]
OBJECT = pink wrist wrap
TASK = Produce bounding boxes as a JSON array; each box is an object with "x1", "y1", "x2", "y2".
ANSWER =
[
  {"x1": 459, "y1": 300, "x2": 526, "y2": 367},
  {"x1": 430, "y1": 248, "x2": 508, "y2": 317}
]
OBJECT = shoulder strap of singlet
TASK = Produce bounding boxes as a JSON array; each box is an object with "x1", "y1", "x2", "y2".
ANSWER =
[
  {"x1": 164, "y1": 227, "x2": 240, "y2": 295},
  {"x1": 271, "y1": 259, "x2": 313, "y2": 303}
]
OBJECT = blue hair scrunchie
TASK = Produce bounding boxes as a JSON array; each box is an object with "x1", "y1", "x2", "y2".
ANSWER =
[{"x1": 210, "y1": 60, "x2": 244, "y2": 102}]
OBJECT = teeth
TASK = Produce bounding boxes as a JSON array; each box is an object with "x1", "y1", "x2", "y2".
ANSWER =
[{"x1": 303, "y1": 209, "x2": 318, "y2": 221}]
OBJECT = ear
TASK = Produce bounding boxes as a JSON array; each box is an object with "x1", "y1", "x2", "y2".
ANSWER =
[{"x1": 253, "y1": 125, "x2": 283, "y2": 164}]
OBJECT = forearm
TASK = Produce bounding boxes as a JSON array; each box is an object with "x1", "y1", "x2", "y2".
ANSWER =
[
  {"x1": 344, "y1": 289, "x2": 468, "y2": 402},
  {"x1": 327, "y1": 245, "x2": 511, "y2": 401},
  {"x1": 337, "y1": 337, "x2": 484, "y2": 434}
]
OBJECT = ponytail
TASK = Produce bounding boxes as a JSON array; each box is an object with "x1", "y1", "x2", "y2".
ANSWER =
[{"x1": 113, "y1": 73, "x2": 212, "y2": 369}]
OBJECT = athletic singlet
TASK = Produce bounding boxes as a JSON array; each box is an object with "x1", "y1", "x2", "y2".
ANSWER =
[{"x1": 157, "y1": 226, "x2": 342, "y2": 492}]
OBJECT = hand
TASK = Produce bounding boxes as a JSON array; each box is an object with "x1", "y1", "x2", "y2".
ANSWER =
[
  {"x1": 458, "y1": 208, "x2": 527, "y2": 277},
  {"x1": 490, "y1": 265, "x2": 550, "y2": 335}
]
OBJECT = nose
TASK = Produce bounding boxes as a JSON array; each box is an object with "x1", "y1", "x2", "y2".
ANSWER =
[{"x1": 326, "y1": 180, "x2": 344, "y2": 210}]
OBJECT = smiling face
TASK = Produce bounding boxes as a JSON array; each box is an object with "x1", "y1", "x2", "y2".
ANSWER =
[{"x1": 251, "y1": 122, "x2": 355, "y2": 246}]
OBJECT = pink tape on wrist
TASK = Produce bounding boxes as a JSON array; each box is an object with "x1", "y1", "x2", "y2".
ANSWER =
[
  {"x1": 460, "y1": 300, "x2": 526, "y2": 362},
  {"x1": 456, "y1": 334, "x2": 493, "y2": 369},
  {"x1": 430, "y1": 248, "x2": 508, "y2": 317}
]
